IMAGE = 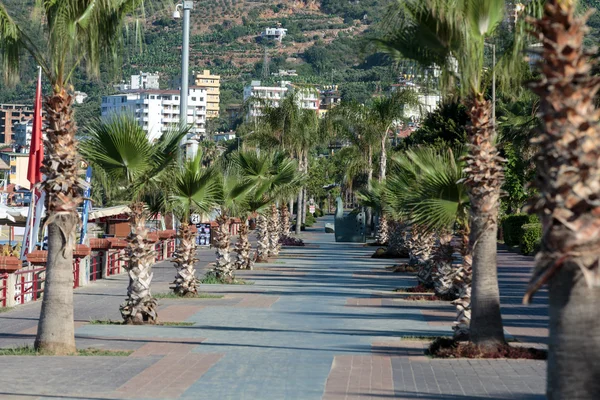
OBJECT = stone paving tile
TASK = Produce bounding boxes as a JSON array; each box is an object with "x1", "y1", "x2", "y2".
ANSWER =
[
  {"x1": 157, "y1": 305, "x2": 205, "y2": 323},
  {"x1": 323, "y1": 355, "x2": 395, "y2": 400}
]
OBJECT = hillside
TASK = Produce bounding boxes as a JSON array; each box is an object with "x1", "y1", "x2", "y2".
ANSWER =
[{"x1": 0, "y1": 0, "x2": 395, "y2": 128}]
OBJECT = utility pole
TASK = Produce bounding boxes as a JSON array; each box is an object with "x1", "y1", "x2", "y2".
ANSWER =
[{"x1": 174, "y1": 1, "x2": 194, "y2": 157}]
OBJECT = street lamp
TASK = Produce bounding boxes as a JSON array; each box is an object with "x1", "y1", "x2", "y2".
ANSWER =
[{"x1": 174, "y1": 1, "x2": 194, "y2": 157}]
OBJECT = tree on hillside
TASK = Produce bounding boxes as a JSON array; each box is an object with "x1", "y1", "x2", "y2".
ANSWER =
[{"x1": 0, "y1": 0, "x2": 146, "y2": 354}]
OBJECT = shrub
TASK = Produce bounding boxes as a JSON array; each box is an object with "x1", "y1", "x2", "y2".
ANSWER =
[
  {"x1": 305, "y1": 213, "x2": 316, "y2": 227},
  {"x1": 279, "y1": 236, "x2": 305, "y2": 246},
  {"x1": 520, "y1": 223, "x2": 542, "y2": 255},
  {"x1": 502, "y1": 213, "x2": 538, "y2": 246}
]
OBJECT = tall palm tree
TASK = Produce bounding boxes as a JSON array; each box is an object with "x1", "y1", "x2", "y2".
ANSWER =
[
  {"x1": 161, "y1": 153, "x2": 222, "y2": 296},
  {"x1": 0, "y1": 0, "x2": 145, "y2": 354},
  {"x1": 523, "y1": 1, "x2": 600, "y2": 397},
  {"x1": 379, "y1": 0, "x2": 507, "y2": 348},
  {"x1": 81, "y1": 115, "x2": 185, "y2": 323}
]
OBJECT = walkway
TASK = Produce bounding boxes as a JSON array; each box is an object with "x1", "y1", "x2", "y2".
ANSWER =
[{"x1": 0, "y1": 216, "x2": 547, "y2": 399}]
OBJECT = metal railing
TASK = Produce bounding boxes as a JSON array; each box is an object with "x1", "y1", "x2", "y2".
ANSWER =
[
  {"x1": 14, "y1": 267, "x2": 46, "y2": 305},
  {"x1": 155, "y1": 242, "x2": 164, "y2": 261},
  {"x1": 0, "y1": 273, "x2": 7, "y2": 307},
  {"x1": 89, "y1": 252, "x2": 103, "y2": 281},
  {"x1": 107, "y1": 251, "x2": 122, "y2": 276}
]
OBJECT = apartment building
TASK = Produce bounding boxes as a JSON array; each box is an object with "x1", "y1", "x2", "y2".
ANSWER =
[
  {"x1": 194, "y1": 70, "x2": 220, "y2": 119},
  {"x1": 243, "y1": 81, "x2": 319, "y2": 119},
  {"x1": 101, "y1": 87, "x2": 207, "y2": 142},
  {"x1": 0, "y1": 104, "x2": 35, "y2": 145},
  {"x1": 0, "y1": 150, "x2": 29, "y2": 189}
]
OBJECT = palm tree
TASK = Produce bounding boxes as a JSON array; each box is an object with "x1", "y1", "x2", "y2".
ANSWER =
[
  {"x1": 523, "y1": 1, "x2": 600, "y2": 397},
  {"x1": 81, "y1": 115, "x2": 185, "y2": 323},
  {"x1": 0, "y1": 0, "x2": 145, "y2": 354},
  {"x1": 370, "y1": 89, "x2": 419, "y2": 182},
  {"x1": 162, "y1": 154, "x2": 222, "y2": 296},
  {"x1": 212, "y1": 172, "x2": 249, "y2": 282},
  {"x1": 379, "y1": 0, "x2": 507, "y2": 348},
  {"x1": 234, "y1": 151, "x2": 300, "y2": 263}
]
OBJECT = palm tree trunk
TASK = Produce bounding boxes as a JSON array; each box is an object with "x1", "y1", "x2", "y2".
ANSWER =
[
  {"x1": 463, "y1": 96, "x2": 505, "y2": 348},
  {"x1": 213, "y1": 214, "x2": 233, "y2": 281},
  {"x1": 385, "y1": 220, "x2": 409, "y2": 257},
  {"x1": 120, "y1": 202, "x2": 158, "y2": 324},
  {"x1": 295, "y1": 188, "x2": 303, "y2": 234},
  {"x1": 268, "y1": 203, "x2": 281, "y2": 256},
  {"x1": 256, "y1": 214, "x2": 269, "y2": 262},
  {"x1": 35, "y1": 89, "x2": 82, "y2": 354},
  {"x1": 525, "y1": 3, "x2": 600, "y2": 397},
  {"x1": 280, "y1": 204, "x2": 290, "y2": 238},
  {"x1": 432, "y1": 232, "x2": 455, "y2": 298},
  {"x1": 375, "y1": 213, "x2": 389, "y2": 245},
  {"x1": 301, "y1": 188, "x2": 307, "y2": 225},
  {"x1": 411, "y1": 226, "x2": 436, "y2": 288},
  {"x1": 235, "y1": 221, "x2": 251, "y2": 270},
  {"x1": 366, "y1": 144, "x2": 374, "y2": 232},
  {"x1": 379, "y1": 134, "x2": 387, "y2": 182},
  {"x1": 452, "y1": 229, "x2": 472, "y2": 341},
  {"x1": 171, "y1": 223, "x2": 198, "y2": 296}
]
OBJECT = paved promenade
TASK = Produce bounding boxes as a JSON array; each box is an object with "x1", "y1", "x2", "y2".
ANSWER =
[{"x1": 0, "y1": 216, "x2": 547, "y2": 399}]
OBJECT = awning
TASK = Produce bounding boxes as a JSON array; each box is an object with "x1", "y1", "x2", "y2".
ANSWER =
[{"x1": 88, "y1": 205, "x2": 131, "y2": 221}]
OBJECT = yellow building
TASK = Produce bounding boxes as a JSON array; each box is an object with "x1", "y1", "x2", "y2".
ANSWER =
[
  {"x1": 0, "y1": 152, "x2": 30, "y2": 189},
  {"x1": 195, "y1": 70, "x2": 220, "y2": 119}
]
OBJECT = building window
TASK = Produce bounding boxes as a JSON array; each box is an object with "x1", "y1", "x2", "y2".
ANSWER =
[
  {"x1": 191, "y1": 97, "x2": 196, "y2": 101},
  {"x1": 151, "y1": 95, "x2": 155, "y2": 99},
  {"x1": 10, "y1": 166, "x2": 15, "y2": 174},
  {"x1": 175, "y1": 96, "x2": 179, "y2": 100}
]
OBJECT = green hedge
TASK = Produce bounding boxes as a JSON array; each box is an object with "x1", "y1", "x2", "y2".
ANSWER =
[
  {"x1": 305, "y1": 213, "x2": 316, "y2": 227},
  {"x1": 520, "y1": 223, "x2": 542, "y2": 255},
  {"x1": 502, "y1": 214, "x2": 538, "y2": 246}
]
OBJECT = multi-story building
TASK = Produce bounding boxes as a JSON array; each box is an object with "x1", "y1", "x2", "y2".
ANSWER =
[
  {"x1": 194, "y1": 70, "x2": 220, "y2": 119},
  {"x1": 243, "y1": 81, "x2": 319, "y2": 119},
  {"x1": 318, "y1": 85, "x2": 341, "y2": 117},
  {"x1": 0, "y1": 150, "x2": 30, "y2": 189},
  {"x1": 14, "y1": 121, "x2": 33, "y2": 149},
  {"x1": 101, "y1": 87, "x2": 207, "y2": 142},
  {"x1": 0, "y1": 104, "x2": 35, "y2": 145},
  {"x1": 243, "y1": 80, "x2": 289, "y2": 118},
  {"x1": 261, "y1": 27, "x2": 287, "y2": 42},
  {"x1": 130, "y1": 72, "x2": 160, "y2": 90}
]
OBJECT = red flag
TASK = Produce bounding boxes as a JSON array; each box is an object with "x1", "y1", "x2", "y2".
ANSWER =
[{"x1": 27, "y1": 68, "x2": 43, "y2": 186}]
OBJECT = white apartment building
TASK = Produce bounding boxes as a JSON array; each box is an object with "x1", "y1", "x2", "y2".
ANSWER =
[
  {"x1": 101, "y1": 87, "x2": 207, "y2": 142},
  {"x1": 243, "y1": 81, "x2": 319, "y2": 119},
  {"x1": 130, "y1": 72, "x2": 160, "y2": 90},
  {"x1": 261, "y1": 27, "x2": 287, "y2": 42}
]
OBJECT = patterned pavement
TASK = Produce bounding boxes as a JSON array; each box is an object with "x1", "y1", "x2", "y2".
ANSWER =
[{"x1": 0, "y1": 216, "x2": 547, "y2": 399}]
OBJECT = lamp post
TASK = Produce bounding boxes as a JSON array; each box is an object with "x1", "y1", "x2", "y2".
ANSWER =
[{"x1": 174, "y1": 1, "x2": 194, "y2": 157}]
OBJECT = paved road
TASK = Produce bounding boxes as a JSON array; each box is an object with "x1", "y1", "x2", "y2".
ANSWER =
[{"x1": 0, "y1": 216, "x2": 547, "y2": 400}]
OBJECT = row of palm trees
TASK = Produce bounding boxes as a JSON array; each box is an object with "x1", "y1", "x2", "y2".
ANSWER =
[
  {"x1": 375, "y1": 0, "x2": 599, "y2": 398},
  {"x1": 81, "y1": 114, "x2": 303, "y2": 322}
]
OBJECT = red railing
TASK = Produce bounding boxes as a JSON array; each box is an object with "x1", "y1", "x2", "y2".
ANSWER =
[
  {"x1": 14, "y1": 267, "x2": 46, "y2": 305},
  {"x1": 107, "y1": 251, "x2": 122, "y2": 276},
  {"x1": 166, "y1": 240, "x2": 175, "y2": 258},
  {"x1": 89, "y1": 252, "x2": 103, "y2": 281},
  {"x1": 154, "y1": 242, "x2": 164, "y2": 261},
  {"x1": 0, "y1": 273, "x2": 7, "y2": 307},
  {"x1": 72, "y1": 259, "x2": 80, "y2": 289}
]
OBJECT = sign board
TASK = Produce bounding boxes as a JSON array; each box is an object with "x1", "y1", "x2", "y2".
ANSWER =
[
  {"x1": 309, "y1": 205, "x2": 316, "y2": 214},
  {"x1": 196, "y1": 223, "x2": 211, "y2": 247},
  {"x1": 190, "y1": 214, "x2": 201, "y2": 224}
]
